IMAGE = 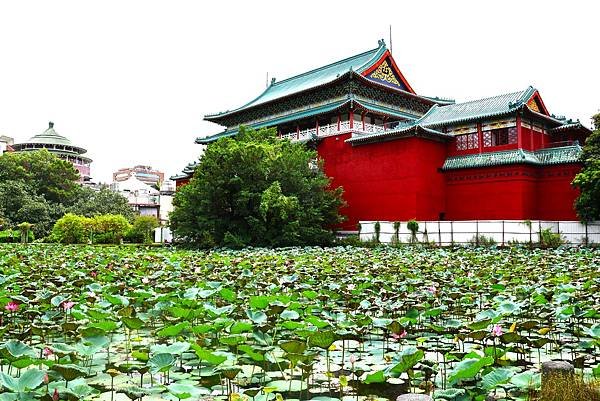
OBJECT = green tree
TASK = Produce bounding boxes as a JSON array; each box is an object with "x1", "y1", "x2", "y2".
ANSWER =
[
  {"x1": 0, "y1": 150, "x2": 81, "y2": 237},
  {"x1": 0, "y1": 149, "x2": 80, "y2": 204},
  {"x1": 68, "y1": 186, "x2": 135, "y2": 221},
  {"x1": 129, "y1": 215, "x2": 160, "y2": 243},
  {"x1": 573, "y1": 113, "x2": 600, "y2": 222},
  {"x1": 170, "y1": 126, "x2": 345, "y2": 247}
]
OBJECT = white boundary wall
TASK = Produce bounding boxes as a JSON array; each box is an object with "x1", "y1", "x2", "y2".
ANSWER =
[{"x1": 359, "y1": 220, "x2": 600, "y2": 246}]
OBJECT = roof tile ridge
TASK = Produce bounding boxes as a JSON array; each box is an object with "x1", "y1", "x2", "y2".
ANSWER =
[
  {"x1": 442, "y1": 89, "x2": 529, "y2": 108},
  {"x1": 272, "y1": 45, "x2": 382, "y2": 86}
]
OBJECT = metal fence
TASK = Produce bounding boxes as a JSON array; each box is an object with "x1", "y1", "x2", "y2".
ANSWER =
[{"x1": 358, "y1": 220, "x2": 600, "y2": 246}]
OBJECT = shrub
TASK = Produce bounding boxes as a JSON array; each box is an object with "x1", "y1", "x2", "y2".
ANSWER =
[
  {"x1": 92, "y1": 214, "x2": 131, "y2": 244},
  {"x1": 407, "y1": 219, "x2": 419, "y2": 243},
  {"x1": 127, "y1": 215, "x2": 160, "y2": 244},
  {"x1": 392, "y1": 221, "x2": 401, "y2": 244},
  {"x1": 51, "y1": 213, "x2": 131, "y2": 244},
  {"x1": 335, "y1": 235, "x2": 363, "y2": 247},
  {"x1": 539, "y1": 228, "x2": 565, "y2": 248},
  {"x1": 469, "y1": 234, "x2": 497, "y2": 247},
  {"x1": 374, "y1": 221, "x2": 381, "y2": 243},
  {"x1": 51, "y1": 213, "x2": 88, "y2": 244}
]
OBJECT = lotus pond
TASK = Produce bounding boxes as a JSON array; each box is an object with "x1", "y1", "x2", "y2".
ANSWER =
[{"x1": 0, "y1": 244, "x2": 599, "y2": 401}]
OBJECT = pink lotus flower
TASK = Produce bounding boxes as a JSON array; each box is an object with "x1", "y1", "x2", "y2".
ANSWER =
[
  {"x1": 62, "y1": 301, "x2": 75, "y2": 311},
  {"x1": 491, "y1": 324, "x2": 503, "y2": 337},
  {"x1": 391, "y1": 330, "x2": 408, "y2": 340},
  {"x1": 90, "y1": 271, "x2": 97, "y2": 278},
  {"x1": 43, "y1": 347, "x2": 53, "y2": 357},
  {"x1": 427, "y1": 286, "x2": 437, "y2": 296},
  {"x1": 5, "y1": 301, "x2": 19, "y2": 312},
  {"x1": 43, "y1": 373, "x2": 49, "y2": 384},
  {"x1": 349, "y1": 354, "x2": 357, "y2": 364},
  {"x1": 52, "y1": 388, "x2": 59, "y2": 401}
]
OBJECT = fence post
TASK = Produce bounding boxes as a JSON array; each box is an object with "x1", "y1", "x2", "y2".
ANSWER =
[
  {"x1": 556, "y1": 221, "x2": 560, "y2": 235},
  {"x1": 502, "y1": 220, "x2": 505, "y2": 247},
  {"x1": 450, "y1": 221, "x2": 454, "y2": 245},
  {"x1": 476, "y1": 220, "x2": 479, "y2": 246},
  {"x1": 438, "y1": 221, "x2": 441, "y2": 246}
]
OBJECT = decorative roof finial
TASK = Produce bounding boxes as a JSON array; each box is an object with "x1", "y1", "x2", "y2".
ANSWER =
[
  {"x1": 271, "y1": 77, "x2": 276, "y2": 85},
  {"x1": 49, "y1": 121, "x2": 54, "y2": 129},
  {"x1": 378, "y1": 39, "x2": 386, "y2": 47}
]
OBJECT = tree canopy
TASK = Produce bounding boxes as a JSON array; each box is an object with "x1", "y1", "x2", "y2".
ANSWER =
[
  {"x1": 573, "y1": 113, "x2": 600, "y2": 222},
  {"x1": 170, "y1": 127, "x2": 345, "y2": 247},
  {"x1": 0, "y1": 150, "x2": 133, "y2": 238},
  {"x1": 68, "y1": 186, "x2": 135, "y2": 221}
]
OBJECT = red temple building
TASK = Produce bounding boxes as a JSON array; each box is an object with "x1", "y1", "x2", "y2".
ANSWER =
[{"x1": 174, "y1": 40, "x2": 591, "y2": 230}]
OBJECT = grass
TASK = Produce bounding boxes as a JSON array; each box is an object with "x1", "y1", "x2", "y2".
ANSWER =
[{"x1": 530, "y1": 375, "x2": 600, "y2": 401}]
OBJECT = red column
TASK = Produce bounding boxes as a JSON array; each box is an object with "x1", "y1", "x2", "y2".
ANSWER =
[
  {"x1": 337, "y1": 113, "x2": 340, "y2": 131},
  {"x1": 516, "y1": 114, "x2": 522, "y2": 149},
  {"x1": 296, "y1": 125, "x2": 299, "y2": 140},
  {"x1": 315, "y1": 118, "x2": 319, "y2": 136},
  {"x1": 529, "y1": 120, "x2": 534, "y2": 150},
  {"x1": 349, "y1": 110, "x2": 354, "y2": 129},
  {"x1": 477, "y1": 123, "x2": 483, "y2": 154},
  {"x1": 361, "y1": 111, "x2": 365, "y2": 130}
]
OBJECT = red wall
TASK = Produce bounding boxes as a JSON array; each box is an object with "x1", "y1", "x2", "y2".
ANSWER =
[
  {"x1": 317, "y1": 134, "x2": 447, "y2": 230},
  {"x1": 316, "y1": 133, "x2": 582, "y2": 228},
  {"x1": 536, "y1": 164, "x2": 581, "y2": 220},
  {"x1": 444, "y1": 166, "x2": 538, "y2": 220}
]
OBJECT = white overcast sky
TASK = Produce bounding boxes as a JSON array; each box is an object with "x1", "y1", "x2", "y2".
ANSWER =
[{"x1": 0, "y1": 1, "x2": 598, "y2": 183}]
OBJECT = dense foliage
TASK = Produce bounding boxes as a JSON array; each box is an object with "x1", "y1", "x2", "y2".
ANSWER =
[
  {"x1": 127, "y1": 215, "x2": 160, "y2": 243},
  {"x1": 0, "y1": 150, "x2": 134, "y2": 238},
  {"x1": 0, "y1": 150, "x2": 79, "y2": 238},
  {"x1": 67, "y1": 186, "x2": 135, "y2": 221},
  {"x1": 0, "y1": 245, "x2": 598, "y2": 401},
  {"x1": 573, "y1": 113, "x2": 600, "y2": 222},
  {"x1": 51, "y1": 213, "x2": 131, "y2": 244},
  {"x1": 170, "y1": 127, "x2": 345, "y2": 247}
]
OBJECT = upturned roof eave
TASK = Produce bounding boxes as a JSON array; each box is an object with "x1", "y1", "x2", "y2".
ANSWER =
[
  {"x1": 204, "y1": 43, "x2": 387, "y2": 121},
  {"x1": 346, "y1": 124, "x2": 452, "y2": 146},
  {"x1": 442, "y1": 145, "x2": 583, "y2": 170}
]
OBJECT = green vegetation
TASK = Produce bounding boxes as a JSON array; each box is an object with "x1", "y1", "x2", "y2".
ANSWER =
[
  {"x1": 0, "y1": 245, "x2": 598, "y2": 401},
  {"x1": 407, "y1": 219, "x2": 419, "y2": 243},
  {"x1": 573, "y1": 113, "x2": 600, "y2": 222},
  {"x1": 51, "y1": 213, "x2": 131, "y2": 244},
  {"x1": 0, "y1": 150, "x2": 134, "y2": 238},
  {"x1": 127, "y1": 215, "x2": 160, "y2": 244},
  {"x1": 68, "y1": 186, "x2": 136, "y2": 221},
  {"x1": 170, "y1": 126, "x2": 345, "y2": 247}
]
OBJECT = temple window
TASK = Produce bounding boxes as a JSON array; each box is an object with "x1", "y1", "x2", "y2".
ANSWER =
[
  {"x1": 456, "y1": 133, "x2": 479, "y2": 150},
  {"x1": 483, "y1": 127, "x2": 517, "y2": 147}
]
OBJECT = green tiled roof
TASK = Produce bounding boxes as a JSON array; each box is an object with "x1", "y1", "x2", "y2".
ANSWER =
[
  {"x1": 548, "y1": 122, "x2": 592, "y2": 134},
  {"x1": 198, "y1": 99, "x2": 351, "y2": 144},
  {"x1": 442, "y1": 145, "x2": 582, "y2": 170},
  {"x1": 13, "y1": 122, "x2": 88, "y2": 156},
  {"x1": 354, "y1": 99, "x2": 421, "y2": 120},
  {"x1": 347, "y1": 117, "x2": 452, "y2": 145},
  {"x1": 170, "y1": 161, "x2": 198, "y2": 181},
  {"x1": 420, "y1": 87, "x2": 537, "y2": 127},
  {"x1": 206, "y1": 42, "x2": 387, "y2": 120}
]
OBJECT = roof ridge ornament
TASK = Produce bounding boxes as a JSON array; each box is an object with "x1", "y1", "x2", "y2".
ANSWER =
[
  {"x1": 49, "y1": 121, "x2": 54, "y2": 129},
  {"x1": 378, "y1": 39, "x2": 386, "y2": 47}
]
